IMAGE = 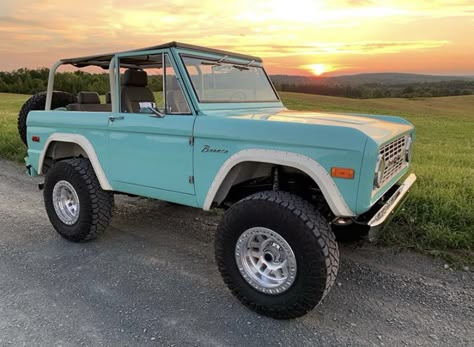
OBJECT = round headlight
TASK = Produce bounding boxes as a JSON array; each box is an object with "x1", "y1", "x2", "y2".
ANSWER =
[
  {"x1": 405, "y1": 135, "x2": 413, "y2": 162},
  {"x1": 374, "y1": 154, "x2": 386, "y2": 188}
]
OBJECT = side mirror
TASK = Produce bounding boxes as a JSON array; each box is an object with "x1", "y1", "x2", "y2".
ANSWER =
[
  {"x1": 146, "y1": 107, "x2": 165, "y2": 118},
  {"x1": 139, "y1": 102, "x2": 165, "y2": 118}
]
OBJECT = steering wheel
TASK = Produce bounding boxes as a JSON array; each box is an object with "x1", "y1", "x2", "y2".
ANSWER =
[{"x1": 230, "y1": 90, "x2": 247, "y2": 101}]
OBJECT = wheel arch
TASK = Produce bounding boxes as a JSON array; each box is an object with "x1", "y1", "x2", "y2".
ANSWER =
[
  {"x1": 38, "y1": 133, "x2": 112, "y2": 190},
  {"x1": 203, "y1": 149, "x2": 355, "y2": 217}
]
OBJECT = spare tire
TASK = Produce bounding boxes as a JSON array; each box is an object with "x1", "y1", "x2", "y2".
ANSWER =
[{"x1": 18, "y1": 91, "x2": 77, "y2": 146}]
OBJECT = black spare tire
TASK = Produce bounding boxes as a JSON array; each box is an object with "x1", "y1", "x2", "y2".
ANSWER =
[{"x1": 18, "y1": 91, "x2": 77, "y2": 146}]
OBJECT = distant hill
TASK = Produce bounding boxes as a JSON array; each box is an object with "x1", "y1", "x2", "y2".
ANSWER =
[
  {"x1": 270, "y1": 73, "x2": 474, "y2": 86},
  {"x1": 269, "y1": 72, "x2": 474, "y2": 98},
  {"x1": 1, "y1": 68, "x2": 473, "y2": 100}
]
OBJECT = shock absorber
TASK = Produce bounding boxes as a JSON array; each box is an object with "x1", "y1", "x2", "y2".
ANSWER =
[{"x1": 272, "y1": 166, "x2": 280, "y2": 191}]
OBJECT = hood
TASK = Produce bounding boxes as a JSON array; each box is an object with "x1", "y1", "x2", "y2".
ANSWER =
[{"x1": 217, "y1": 109, "x2": 414, "y2": 145}]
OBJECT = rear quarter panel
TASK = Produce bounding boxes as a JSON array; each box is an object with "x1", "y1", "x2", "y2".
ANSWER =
[{"x1": 26, "y1": 110, "x2": 110, "y2": 177}]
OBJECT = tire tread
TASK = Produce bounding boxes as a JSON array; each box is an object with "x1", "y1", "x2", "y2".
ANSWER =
[
  {"x1": 44, "y1": 158, "x2": 113, "y2": 242},
  {"x1": 18, "y1": 91, "x2": 76, "y2": 146},
  {"x1": 215, "y1": 190, "x2": 339, "y2": 319}
]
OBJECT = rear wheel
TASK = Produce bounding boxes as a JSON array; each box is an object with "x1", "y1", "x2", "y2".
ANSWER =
[
  {"x1": 215, "y1": 191, "x2": 339, "y2": 319},
  {"x1": 44, "y1": 158, "x2": 114, "y2": 242}
]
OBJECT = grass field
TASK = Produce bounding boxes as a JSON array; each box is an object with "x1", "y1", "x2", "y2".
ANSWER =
[
  {"x1": 1, "y1": 92, "x2": 473, "y2": 263},
  {"x1": 0, "y1": 93, "x2": 29, "y2": 162},
  {"x1": 281, "y1": 93, "x2": 474, "y2": 263}
]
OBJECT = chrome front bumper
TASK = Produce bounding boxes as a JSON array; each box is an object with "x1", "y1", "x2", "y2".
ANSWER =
[
  {"x1": 331, "y1": 174, "x2": 416, "y2": 240},
  {"x1": 367, "y1": 173, "x2": 416, "y2": 238}
]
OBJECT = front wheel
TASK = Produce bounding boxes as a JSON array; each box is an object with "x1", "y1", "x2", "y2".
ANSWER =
[
  {"x1": 44, "y1": 158, "x2": 114, "y2": 242},
  {"x1": 215, "y1": 191, "x2": 339, "y2": 319}
]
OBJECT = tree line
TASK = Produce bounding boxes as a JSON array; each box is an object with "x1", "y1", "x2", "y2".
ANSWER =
[
  {"x1": 274, "y1": 80, "x2": 474, "y2": 98},
  {"x1": 1, "y1": 68, "x2": 473, "y2": 99},
  {"x1": 0, "y1": 68, "x2": 163, "y2": 95}
]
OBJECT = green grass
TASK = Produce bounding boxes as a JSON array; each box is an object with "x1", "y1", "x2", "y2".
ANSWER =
[
  {"x1": 0, "y1": 93, "x2": 28, "y2": 162},
  {"x1": 281, "y1": 92, "x2": 474, "y2": 263},
  {"x1": 1, "y1": 91, "x2": 473, "y2": 262}
]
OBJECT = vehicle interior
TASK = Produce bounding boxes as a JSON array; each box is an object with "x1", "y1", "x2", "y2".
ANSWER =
[{"x1": 59, "y1": 52, "x2": 190, "y2": 114}]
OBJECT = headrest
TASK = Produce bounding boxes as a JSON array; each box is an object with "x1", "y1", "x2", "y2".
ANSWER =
[
  {"x1": 78, "y1": 91, "x2": 100, "y2": 104},
  {"x1": 105, "y1": 92, "x2": 111, "y2": 104},
  {"x1": 123, "y1": 69, "x2": 148, "y2": 87}
]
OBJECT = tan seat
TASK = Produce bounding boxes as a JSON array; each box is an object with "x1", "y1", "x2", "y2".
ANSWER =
[
  {"x1": 166, "y1": 77, "x2": 190, "y2": 114},
  {"x1": 78, "y1": 91, "x2": 101, "y2": 105},
  {"x1": 67, "y1": 92, "x2": 111, "y2": 112},
  {"x1": 121, "y1": 70, "x2": 155, "y2": 113}
]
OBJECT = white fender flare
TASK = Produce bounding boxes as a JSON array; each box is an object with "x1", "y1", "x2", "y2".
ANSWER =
[
  {"x1": 38, "y1": 133, "x2": 113, "y2": 190},
  {"x1": 203, "y1": 149, "x2": 355, "y2": 217}
]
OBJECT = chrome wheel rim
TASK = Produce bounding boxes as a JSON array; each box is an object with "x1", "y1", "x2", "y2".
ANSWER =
[
  {"x1": 235, "y1": 227, "x2": 297, "y2": 294},
  {"x1": 52, "y1": 180, "x2": 80, "y2": 225}
]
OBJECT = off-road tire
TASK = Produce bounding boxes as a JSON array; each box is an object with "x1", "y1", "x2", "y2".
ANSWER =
[
  {"x1": 44, "y1": 158, "x2": 114, "y2": 242},
  {"x1": 18, "y1": 91, "x2": 76, "y2": 146},
  {"x1": 215, "y1": 191, "x2": 339, "y2": 319}
]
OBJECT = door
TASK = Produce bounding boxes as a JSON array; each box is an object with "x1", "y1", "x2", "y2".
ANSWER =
[
  {"x1": 107, "y1": 51, "x2": 196, "y2": 196},
  {"x1": 107, "y1": 114, "x2": 195, "y2": 194}
]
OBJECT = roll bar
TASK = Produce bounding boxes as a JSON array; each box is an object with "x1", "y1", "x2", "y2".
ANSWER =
[{"x1": 45, "y1": 59, "x2": 117, "y2": 113}]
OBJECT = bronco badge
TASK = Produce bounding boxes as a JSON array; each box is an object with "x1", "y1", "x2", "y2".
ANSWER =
[{"x1": 201, "y1": 145, "x2": 229, "y2": 153}]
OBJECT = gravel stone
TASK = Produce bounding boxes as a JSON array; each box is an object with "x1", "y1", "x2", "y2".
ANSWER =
[{"x1": 0, "y1": 159, "x2": 472, "y2": 347}]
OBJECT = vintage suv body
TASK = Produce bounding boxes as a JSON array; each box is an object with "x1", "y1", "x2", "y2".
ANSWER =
[{"x1": 19, "y1": 42, "x2": 416, "y2": 319}]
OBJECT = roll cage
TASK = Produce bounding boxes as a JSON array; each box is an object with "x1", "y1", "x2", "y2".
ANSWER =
[{"x1": 44, "y1": 41, "x2": 265, "y2": 113}]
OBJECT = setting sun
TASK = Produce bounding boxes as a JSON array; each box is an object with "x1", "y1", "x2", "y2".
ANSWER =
[
  {"x1": 0, "y1": 1, "x2": 473, "y2": 75},
  {"x1": 308, "y1": 64, "x2": 326, "y2": 76}
]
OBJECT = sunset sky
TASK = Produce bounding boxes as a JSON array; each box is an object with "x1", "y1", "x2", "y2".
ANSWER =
[{"x1": 0, "y1": 0, "x2": 473, "y2": 76}]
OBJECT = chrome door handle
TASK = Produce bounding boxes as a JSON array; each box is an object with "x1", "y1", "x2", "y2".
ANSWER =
[{"x1": 109, "y1": 115, "x2": 124, "y2": 122}]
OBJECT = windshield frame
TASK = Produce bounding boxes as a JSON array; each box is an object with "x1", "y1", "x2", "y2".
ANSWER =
[{"x1": 179, "y1": 54, "x2": 280, "y2": 104}]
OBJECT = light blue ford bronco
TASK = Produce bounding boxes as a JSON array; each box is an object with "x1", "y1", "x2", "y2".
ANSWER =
[{"x1": 19, "y1": 42, "x2": 416, "y2": 319}]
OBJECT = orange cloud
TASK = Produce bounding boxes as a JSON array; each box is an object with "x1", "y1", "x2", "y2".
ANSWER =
[{"x1": 0, "y1": 0, "x2": 472, "y2": 75}]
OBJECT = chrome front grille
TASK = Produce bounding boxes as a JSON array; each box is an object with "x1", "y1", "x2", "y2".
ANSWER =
[{"x1": 379, "y1": 136, "x2": 407, "y2": 186}]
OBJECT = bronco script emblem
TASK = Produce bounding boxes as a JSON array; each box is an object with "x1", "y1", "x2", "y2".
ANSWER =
[{"x1": 201, "y1": 145, "x2": 229, "y2": 153}]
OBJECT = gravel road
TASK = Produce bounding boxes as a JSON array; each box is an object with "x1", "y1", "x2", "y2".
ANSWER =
[{"x1": 0, "y1": 159, "x2": 472, "y2": 346}]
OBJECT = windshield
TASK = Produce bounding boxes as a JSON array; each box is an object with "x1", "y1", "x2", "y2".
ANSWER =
[{"x1": 181, "y1": 56, "x2": 279, "y2": 103}]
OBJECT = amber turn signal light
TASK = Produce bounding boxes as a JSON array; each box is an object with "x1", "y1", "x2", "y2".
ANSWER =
[{"x1": 331, "y1": 167, "x2": 355, "y2": 179}]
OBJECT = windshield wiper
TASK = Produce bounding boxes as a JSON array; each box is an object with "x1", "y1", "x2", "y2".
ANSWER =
[
  {"x1": 201, "y1": 62, "x2": 221, "y2": 66},
  {"x1": 246, "y1": 60, "x2": 256, "y2": 67},
  {"x1": 217, "y1": 55, "x2": 229, "y2": 63},
  {"x1": 233, "y1": 65, "x2": 249, "y2": 71}
]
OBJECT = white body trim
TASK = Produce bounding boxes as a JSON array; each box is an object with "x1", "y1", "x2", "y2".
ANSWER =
[
  {"x1": 38, "y1": 133, "x2": 113, "y2": 190},
  {"x1": 203, "y1": 149, "x2": 355, "y2": 217}
]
